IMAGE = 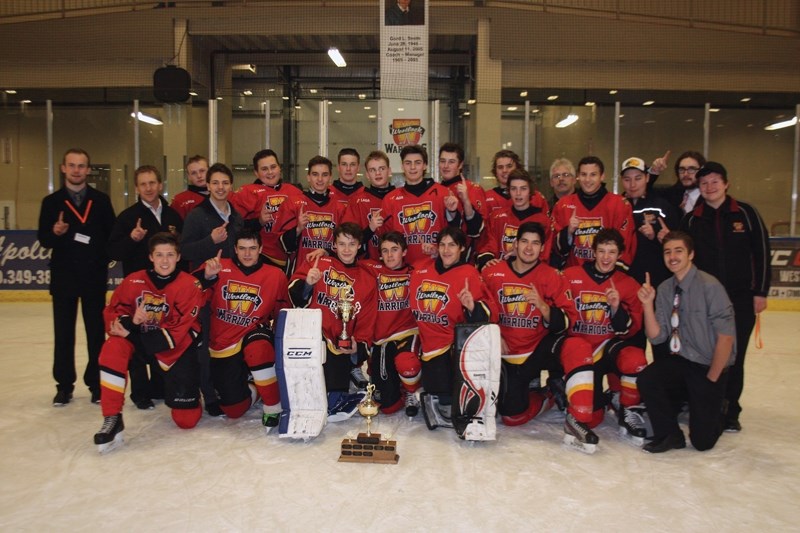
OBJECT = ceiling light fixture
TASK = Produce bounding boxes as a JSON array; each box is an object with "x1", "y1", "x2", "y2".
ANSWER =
[
  {"x1": 643, "y1": 100, "x2": 655, "y2": 106},
  {"x1": 555, "y1": 114, "x2": 579, "y2": 128},
  {"x1": 609, "y1": 90, "x2": 618, "y2": 95},
  {"x1": 130, "y1": 111, "x2": 163, "y2": 125},
  {"x1": 764, "y1": 116, "x2": 798, "y2": 131},
  {"x1": 232, "y1": 64, "x2": 256, "y2": 74},
  {"x1": 467, "y1": 99, "x2": 476, "y2": 105},
  {"x1": 507, "y1": 106, "x2": 518, "y2": 111},
  {"x1": 740, "y1": 97, "x2": 751, "y2": 103},
  {"x1": 547, "y1": 95, "x2": 559, "y2": 101},
  {"x1": 242, "y1": 90, "x2": 253, "y2": 96},
  {"x1": 519, "y1": 91, "x2": 528, "y2": 97},
  {"x1": 189, "y1": 91, "x2": 198, "y2": 97},
  {"x1": 328, "y1": 47, "x2": 347, "y2": 68}
]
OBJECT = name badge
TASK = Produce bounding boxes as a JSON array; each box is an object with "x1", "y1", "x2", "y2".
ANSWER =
[{"x1": 74, "y1": 233, "x2": 91, "y2": 244}]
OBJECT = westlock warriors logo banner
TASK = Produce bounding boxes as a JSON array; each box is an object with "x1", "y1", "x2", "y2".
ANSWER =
[{"x1": 390, "y1": 119, "x2": 425, "y2": 147}]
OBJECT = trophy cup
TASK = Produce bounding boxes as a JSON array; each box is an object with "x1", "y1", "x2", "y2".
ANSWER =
[
  {"x1": 338, "y1": 384, "x2": 399, "y2": 464},
  {"x1": 335, "y1": 287, "x2": 355, "y2": 350}
]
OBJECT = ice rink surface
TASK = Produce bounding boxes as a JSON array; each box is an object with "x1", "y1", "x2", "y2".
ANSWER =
[{"x1": 0, "y1": 302, "x2": 798, "y2": 532}]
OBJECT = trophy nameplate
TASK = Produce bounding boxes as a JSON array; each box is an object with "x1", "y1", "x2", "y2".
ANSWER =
[{"x1": 338, "y1": 384, "x2": 399, "y2": 464}]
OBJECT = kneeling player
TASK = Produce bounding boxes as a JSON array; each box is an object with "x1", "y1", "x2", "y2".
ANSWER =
[
  {"x1": 289, "y1": 222, "x2": 377, "y2": 421},
  {"x1": 409, "y1": 227, "x2": 497, "y2": 429},
  {"x1": 482, "y1": 222, "x2": 577, "y2": 427},
  {"x1": 361, "y1": 232, "x2": 421, "y2": 416},
  {"x1": 94, "y1": 233, "x2": 204, "y2": 453},
  {"x1": 201, "y1": 229, "x2": 290, "y2": 433},
  {"x1": 562, "y1": 229, "x2": 648, "y2": 451}
]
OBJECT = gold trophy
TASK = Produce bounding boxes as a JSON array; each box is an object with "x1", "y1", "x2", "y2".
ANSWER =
[
  {"x1": 335, "y1": 286, "x2": 355, "y2": 350},
  {"x1": 338, "y1": 384, "x2": 399, "y2": 464}
]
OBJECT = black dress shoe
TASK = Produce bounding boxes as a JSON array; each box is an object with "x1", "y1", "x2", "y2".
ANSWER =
[
  {"x1": 643, "y1": 431, "x2": 686, "y2": 453},
  {"x1": 135, "y1": 399, "x2": 155, "y2": 410},
  {"x1": 90, "y1": 389, "x2": 101, "y2": 404},
  {"x1": 723, "y1": 419, "x2": 742, "y2": 433},
  {"x1": 53, "y1": 390, "x2": 73, "y2": 407}
]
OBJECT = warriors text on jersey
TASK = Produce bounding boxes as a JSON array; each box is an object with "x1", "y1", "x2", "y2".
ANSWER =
[
  {"x1": 206, "y1": 258, "x2": 290, "y2": 358},
  {"x1": 482, "y1": 259, "x2": 576, "y2": 363},
  {"x1": 360, "y1": 260, "x2": 418, "y2": 345}
]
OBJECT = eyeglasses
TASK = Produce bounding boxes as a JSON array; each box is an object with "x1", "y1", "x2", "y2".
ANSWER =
[
  {"x1": 678, "y1": 166, "x2": 699, "y2": 175},
  {"x1": 551, "y1": 172, "x2": 573, "y2": 180},
  {"x1": 669, "y1": 287, "x2": 682, "y2": 354}
]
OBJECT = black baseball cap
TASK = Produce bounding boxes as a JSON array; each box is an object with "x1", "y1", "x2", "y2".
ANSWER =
[{"x1": 695, "y1": 161, "x2": 727, "y2": 181}]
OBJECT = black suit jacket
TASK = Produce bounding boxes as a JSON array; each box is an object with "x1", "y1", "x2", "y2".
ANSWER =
[{"x1": 37, "y1": 186, "x2": 116, "y2": 295}]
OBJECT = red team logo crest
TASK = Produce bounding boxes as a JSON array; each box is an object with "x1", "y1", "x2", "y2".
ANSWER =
[
  {"x1": 498, "y1": 284, "x2": 530, "y2": 316},
  {"x1": 399, "y1": 201, "x2": 436, "y2": 234},
  {"x1": 576, "y1": 291, "x2": 608, "y2": 323},
  {"x1": 416, "y1": 280, "x2": 449, "y2": 313},
  {"x1": 501, "y1": 223, "x2": 519, "y2": 256},
  {"x1": 379, "y1": 273, "x2": 408, "y2": 301},
  {"x1": 389, "y1": 118, "x2": 426, "y2": 147},
  {"x1": 574, "y1": 216, "x2": 603, "y2": 259},
  {"x1": 324, "y1": 268, "x2": 356, "y2": 301},
  {"x1": 137, "y1": 291, "x2": 170, "y2": 330},
  {"x1": 306, "y1": 211, "x2": 335, "y2": 240},
  {"x1": 222, "y1": 281, "x2": 263, "y2": 315}
]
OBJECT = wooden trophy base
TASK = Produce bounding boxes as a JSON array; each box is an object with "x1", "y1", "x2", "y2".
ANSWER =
[{"x1": 338, "y1": 433, "x2": 399, "y2": 464}]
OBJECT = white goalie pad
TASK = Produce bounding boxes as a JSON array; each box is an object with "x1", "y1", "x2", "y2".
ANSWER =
[
  {"x1": 275, "y1": 309, "x2": 327, "y2": 440},
  {"x1": 453, "y1": 323, "x2": 502, "y2": 441}
]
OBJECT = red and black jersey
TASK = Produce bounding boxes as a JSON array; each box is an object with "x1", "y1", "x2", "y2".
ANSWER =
[
  {"x1": 103, "y1": 269, "x2": 203, "y2": 370},
  {"x1": 360, "y1": 259, "x2": 418, "y2": 344},
  {"x1": 289, "y1": 255, "x2": 377, "y2": 354},
  {"x1": 409, "y1": 259, "x2": 497, "y2": 361},
  {"x1": 250, "y1": 183, "x2": 305, "y2": 267},
  {"x1": 562, "y1": 263, "x2": 642, "y2": 348},
  {"x1": 477, "y1": 204, "x2": 552, "y2": 264},
  {"x1": 550, "y1": 186, "x2": 636, "y2": 268},
  {"x1": 331, "y1": 180, "x2": 364, "y2": 209},
  {"x1": 170, "y1": 187, "x2": 208, "y2": 220},
  {"x1": 341, "y1": 186, "x2": 394, "y2": 261},
  {"x1": 206, "y1": 258, "x2": 290, "y2": 357},
  {"x1": 441, "y1": 176, "x2": 487, "y2": 260},
  {"x1": 484, "y1": 187, "x2": 510, "y2": 215},
  {"x1": 380, "y1": 180, "x2": 458, "y2": 266},
  {"x1": 482, "y1": 259, "x2": 576, "y2": 363},
  {"x1": 271, "y1": 190, "x2": 347, "y2": 271}
]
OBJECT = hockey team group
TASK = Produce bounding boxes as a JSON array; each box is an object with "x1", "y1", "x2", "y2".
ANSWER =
[{"x1": 37, "y1": 142, "x2": 770, "y2": 456}]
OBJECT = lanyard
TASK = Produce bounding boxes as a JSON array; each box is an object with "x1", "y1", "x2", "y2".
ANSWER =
[{"x1": 64, "y1": 199, "x2": 93, "y2": 225}]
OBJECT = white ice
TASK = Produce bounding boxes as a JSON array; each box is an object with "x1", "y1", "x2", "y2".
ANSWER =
[{"x1": 0, "y1": 303, "x2": 798, "y2": 531}]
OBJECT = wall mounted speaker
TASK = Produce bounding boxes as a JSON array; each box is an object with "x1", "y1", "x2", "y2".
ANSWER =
[{"x1": 153, "y1": 66, "x2": 191, "y2": 103}]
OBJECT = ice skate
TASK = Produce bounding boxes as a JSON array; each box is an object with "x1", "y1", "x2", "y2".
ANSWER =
[
  {"x1": 618, "y1": 405, "x2": 647, "y2": 446},
  {"x1": 403, "y1": 390, "x2": 420, "y2": 418},
  {"x1": 563, "y1": 412, "x2": 598, "y2": 454},
  {"x1": 421, "y1": 392, "x2": 453, "y2": 430},
  {"x1": 349, "y1": 366, "x2": 368, "y2": 391},
  {"x1": 262, "y1": 410, "x2": 279, "y2": 435},
  {"x1": 94, "y1": 414, "x2": 124, "y2": 454}
]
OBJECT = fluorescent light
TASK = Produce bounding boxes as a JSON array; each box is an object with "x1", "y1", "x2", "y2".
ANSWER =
[
  {"x1": 709, "y1": 108, "x2": 720, "y2": 112},
  {"x1": 358, "y1": 94, "x2": 366, "y2": 100},
  {"x1": 21, "y1": 99, "x2": 31, "y2": 104},
  {"x1": 643, "y1": 100, "x2": 655, "y2": 106},
  {"x1": 334, "y1": 109, "x2": 342, "y2": 113},
  {"x1": 5, "y1": 90, "x2": 17, "y2": 94},
  {"x1": 242, "y1": 90, "x2": 253, "y2": 96},
  {"x1": 764, "y1": 116, "x2": 798, "y2": 131},
  {"x1": 555, "y1": 114, "x2": 579, "y2": 128},
  {"x1": 397, "y1": 107, "x2": 404, "y2": 111},
  {"x1": 519, "y1": 91, "x2": 528, "y2": 97},
  {"x1": 328, "y1": 47, "x2": 347, "y2": 68},
  {"x1": 740, "y1": 97, "x2": 751, "y2": 102},
  {"x1": 130, "y1": 111, "x2": 163, "y2": 125},
  {"x1": 585, "y1": 101, "x2": 595, "y2": 107},
  {"x1": 507, "y1": 106, "x2": 518, "y2": 111},
  {"x1": 547, "y1": 95, "x2": 558, "y2": 101},
  {"x1": 232, "y1": 64, "x2": 256, "y2": 73},
  {"x1": 309, "y1": 89, "x2": 318, "y2": 94},
  {"x1": 363, "y1": 106, "x2": 371, "y2": 110},
  {"x1": 189, "y1": 91, "x2": 198, "y2": 97},
  {"x1": 463, "y1": 111, "x2": 471, "y2": 116},
  {"x1": 609, "y1": 89, "x2": 618, "y2": 95},
  {"x1": 368, "y1": 114, "x2": 377, "y2": 119},
  {"x1": 467, "y1": 99, "x2": 476, "y2": 105}
]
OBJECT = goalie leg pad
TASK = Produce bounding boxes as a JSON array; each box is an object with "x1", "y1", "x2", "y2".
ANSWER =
[
  {"x1": 275, "y1": 309, "x2": 327, "y2": 439},
  {"x1": 451, "y1": 323, "x2": 501, "y2": 441}
]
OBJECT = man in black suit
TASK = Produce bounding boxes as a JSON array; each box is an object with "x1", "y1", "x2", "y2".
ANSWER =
[
  {"x1": 385, "y1": 0, "x2": 424, "y2": 25},
  {"x1": 107, "y1": 165, "x2": 184, "y2": 409},
  {"x1": 37, "y1": 148, "x2": 116, "y2": 406}
]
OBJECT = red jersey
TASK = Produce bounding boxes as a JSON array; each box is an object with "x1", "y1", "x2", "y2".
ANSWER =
[
  {"x1": 360, "y1": 260, "x2": 418, "y2": 345},
  {"x1": 563, "y1": 264, "x2": 642, "y2": 348},
  {"x1": 331, "y1": 180, "x2": 364, "y2": 210},
  {"x1": 239, "y1": 182, "x2": 305, "y2": 267},
  {"x1": 441, "y1": 176, "x2": 487, "y2": 260},
  {"x1": 206, "y1": 258, "x2": 290, "y2": 357},
  {"x1": 103, "y1": 270, "x2": 203, "y2": 370},
  {"x1": 478, "y1": 204, "x2": 552, "y2": 263},
  {"x1": 272, "y1": 191, "x2": 347, "y2": 271},
  {"x1": 409, "y1": 260, "x2": 497, "y2": 361},
  {"x1": 482, "y1": 259, "x2": 576, "y2": 363},
  {"x1": 484, "y1": 187, "x2": 510, "y2": 215},
  {"x1": 170, "y1": 188, "x2": 207, "y2": 220},
  {"x1": 289, "y1": 255, "x2": 377, "y2": 354},
  {"x1": 551, "y1": 188, "x2": 636, "y2": 268},
  {"x1": 380, "y1": 180, "x2": 456, "y2": 266},
  {"x1": 341, "y1": 187, "x2": 393, "y2": 261}
]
